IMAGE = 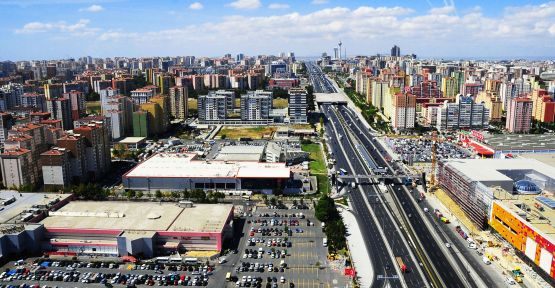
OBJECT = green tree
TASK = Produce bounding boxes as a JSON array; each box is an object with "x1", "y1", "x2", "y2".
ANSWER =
[
  {"x1": 136, "y1": 191, "x2": 144, "y2": 199},
  {"x1": 155, "y1": 190, "x2": 162, "y2": 198},
  {"x1": 182, "y1": 190, "x2": 190, "y2": 199},
  {"x1": 315, "y1": 195, "x2": 340, "y2": 223},
  {"x1": 171, "y1": 191, "x2": 180, "y2": 199},
  {"x1": 126, "y1": 189, "x2": 136, "y2": 199}
]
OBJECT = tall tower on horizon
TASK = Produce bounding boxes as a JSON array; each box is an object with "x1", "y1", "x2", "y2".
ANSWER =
[{"x1": 338, "y1": 41, "x2": 342, "y2": 60}]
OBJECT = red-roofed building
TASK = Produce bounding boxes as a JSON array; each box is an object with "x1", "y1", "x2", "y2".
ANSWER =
[
  {"x1": 41, "y1": 147, "x2": 71, "y2": 189},
  {"x1": 0, "y1": 147, "x2": 37, "y2": 189}
]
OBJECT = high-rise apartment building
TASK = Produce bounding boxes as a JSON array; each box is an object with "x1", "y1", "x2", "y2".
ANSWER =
[
  {"x1": 0, "y1": 148, "x2": 36, "y2": 189},
  {"x1": 130, "y1": 87, "x2": 156, "y2": 105},
  {"x1": 531, "y1": 89, "x2": 555, "y2": 123},
  {"x1": 371, "y1": 81, "x2": 389, "y2": 110},
  {"x1": 40, "y1": 147, "x2": 71, "y2": 188},
  {"x1": 391, "y1": 93, "x2": 416, "y2": 130},
  {"x1": 169, "y1": 86, "x2": 188, "y2": 120},
  {"x1": 288, "y1": 88, "x2": 307, "y2": 124},
  {"x1": 506, "y1": 97, "x2": 533, "y2": 133},
  {"x1": 63, "y1": 90, "x2": 86, "y2": 121},
  {"x1": 436, "y1": 96, "x2": 489, "y2": 131},
  {"x1": 240, "y1": 90, "x2": 272, "y2": 121},
  {"x1": 0, "y1": 113, "x2": 14, "y2": 145},
  {"x1": 198, "y1": 94, "x2": 227, "y2": 122},
  {"x1": 441, "y1": 77, "x2": 458, "y2": 98},
  {"x1": 21, "y1": 93, "x2": 46, "y2": 111},
  {"x1": 132, "y1": 110, "x2": 149, "y2": 137},
  {"x1": 73, "y1": 120, "x2": 111, "y2": 181},
  {"x1": 0, "y1": 83, "x2": 24, "y2": 109},
  {"x1": 47, "y1": 98, "x2": 73, "y2": 130},
  {"x1": 57, "y1": 133, "x2": 88, "y2": 183}
]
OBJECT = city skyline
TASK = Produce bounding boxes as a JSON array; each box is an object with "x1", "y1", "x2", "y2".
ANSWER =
[{"x1": 1, "y1": 0, "x2": 555, "y2": 60}]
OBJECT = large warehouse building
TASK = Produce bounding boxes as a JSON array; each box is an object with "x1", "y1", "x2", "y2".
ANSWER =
[
  {"x1": 39, "y1": 201, "x2": 234, "y2": 258},
  {"x1": 439, "y1": 158, "x2": 555, "y2": 282},
  {"x1": 123, "y1": 153, "x2": 291, "y2": 193},
  {"x1": 438, "y1": 158, "x2": 555, "y2": 229}
]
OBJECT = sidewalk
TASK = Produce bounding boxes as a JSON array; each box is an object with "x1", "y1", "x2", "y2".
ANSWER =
[{"x1": 338, "y1": 204, "x2": 373, "y2": 288}]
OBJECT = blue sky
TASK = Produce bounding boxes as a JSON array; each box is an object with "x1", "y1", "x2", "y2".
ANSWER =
[{"x1": 0, "y1": 0, "x2": 554, "y2": 60}]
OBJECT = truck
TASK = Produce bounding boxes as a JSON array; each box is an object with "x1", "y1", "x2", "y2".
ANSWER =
[{"x1": 395, "y1": 257, "x2": 407, "y2": 273}]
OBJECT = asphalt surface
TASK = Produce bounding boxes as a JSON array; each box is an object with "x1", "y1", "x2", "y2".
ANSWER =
[
  {"x1": 322, "y1": 104, "x2": 425, "y2": 288},
  {"x1": 334, "y1": 104, "x2": 472, "y2": 288},
  {"x1": 306, "y1": 62, "x2": 336, "y2": 93}
]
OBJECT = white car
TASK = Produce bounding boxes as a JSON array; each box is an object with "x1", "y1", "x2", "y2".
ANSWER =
[{"x1": 445, "y1": 243, "x2": 451, "y2": 248}]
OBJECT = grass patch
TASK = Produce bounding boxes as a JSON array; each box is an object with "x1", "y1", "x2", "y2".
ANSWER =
[
  {"x1": 316, "y1": 174, "x2": 330, "y2": 194},
  {"x1": 272, "y1": 98, "x2": 288, "y2": 109},
  {"x1": 302, "y1": 143, "x2": 327, "y2": 174},
  {"x1": 302, "y1": 143, "x2": 330, "y2": 194},
  {"x1": 86, "y1": 101, "x2": 101, "y2": 114},
  {"x1": 218, "y1": 126, "x2": 277, "y2": 140}
]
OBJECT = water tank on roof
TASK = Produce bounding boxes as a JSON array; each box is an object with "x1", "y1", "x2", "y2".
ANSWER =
[{"x1": 514, "y1": 180, "x2": 541, "y2": 195}]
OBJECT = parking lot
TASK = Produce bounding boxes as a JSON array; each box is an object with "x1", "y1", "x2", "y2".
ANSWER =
[
  {"x1": 0, "y1": 258, "x2": 216, "y2": 287},
  {"x1": 385, "y1": 137, "x2": 471, "y2": 164},
  {"x1": 228, "y1": 207, "x2": 348, "y2": 288}
]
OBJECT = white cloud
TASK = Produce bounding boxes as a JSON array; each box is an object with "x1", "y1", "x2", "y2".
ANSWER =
[
  {"x1": 268, "y1": 3, "x2": 289, "y2": 9},
  {"x1": 189, "y1": 2, "x2": 203, "y2": 10},
  {"x1": 311, "y1": 0, "x2": 328, "y2": 5},
  {"x1": 15, "y1": 19, "x2": 98, "y2": 36},
  {"x1": 429, "y1": 5, "x2": 455, "y2": 15},
  {"x1": 228, "y1": 0, "x2": 261, "y2": 10},
  {"x1": 79, "y1": 4, "x2": 104, "y2": 12},
  {"x1": 96, "y1": 2, "x2": 555, "y2": 48}
]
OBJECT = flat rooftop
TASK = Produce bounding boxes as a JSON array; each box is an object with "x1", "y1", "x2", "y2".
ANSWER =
[
  {"x1": 441, "y1": 158, "x2": 555, "y2": 183},
  {"x1": 494, "y1": 188, "x2": 555, "y2": 241},
  {"x1": 0, "y1": 191, "x2": 71, "y2": 225},
  {"x1": 483, "y1": 134, "x2": 555, "y2": 151},
  {"x1": 124, "y1": 153, "x2": 290, "y2": 179},
  {"x1": 118, "y1": 137, "x2": 146, "y2": 144},
  {"x1": 41, "y1": 201, "x2": 233, "y2": 233},
  {"x1": 215, "y1": 145, "x2": 264, "y2": 161}
]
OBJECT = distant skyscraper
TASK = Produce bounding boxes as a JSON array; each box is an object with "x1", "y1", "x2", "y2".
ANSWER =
[
  {"x1": 333, "y1": 48, "x2": 339, "y2": 60},
  {"x1": 236, "y1": 53, "x2": 245, "y2": 62},
  {"x1": 391, "y1": 45, "x2": 401, "y2": 57}
]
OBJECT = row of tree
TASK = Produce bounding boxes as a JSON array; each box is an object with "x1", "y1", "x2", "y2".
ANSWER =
[
  {"x1": 315, "y1": 195, "x2": 347, "y2": 252},
  {"x1": 125, "y1": 189, "x2": 225, "y2": 203}
]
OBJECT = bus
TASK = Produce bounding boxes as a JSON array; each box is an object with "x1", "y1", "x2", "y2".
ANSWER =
[
  {"x1": 225, "y1": 272, "x2": 231, "y2": 282},
  {"x1": 395, "y1": 257, "x2": 407, "y2": 273},
  {"x1": 184, "y1": 258, "x2": 198, "y2": 265}
]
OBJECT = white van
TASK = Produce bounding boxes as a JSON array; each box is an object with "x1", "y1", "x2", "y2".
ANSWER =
[
  {"x1": 323, "y1": 238, "x2": 328, "y2": 247},
  {"x1": 482, "y1": 256, "x2": 491, "y2": 265}
]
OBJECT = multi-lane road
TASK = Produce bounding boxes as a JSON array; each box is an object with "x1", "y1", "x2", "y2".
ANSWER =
[
  {"x1": 322, "y1": 104, "x2": 428, "y2": 288},
  {"x1": 306, "y1": 62, "x2": 336, "y2": 93},
  {"x1": 308, "y1": 62, "x2": 485, "y2": 288}
]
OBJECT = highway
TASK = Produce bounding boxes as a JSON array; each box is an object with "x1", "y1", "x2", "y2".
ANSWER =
[
  {"x1": 306, "y1": 62, "x2": 336, "y2": 93},
  {"x1": 322, "y1": 105, "x2": 428, "y2": 288},
  {"x1": 334, "y1": 104, "x2": 471, "y2": 288}
]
